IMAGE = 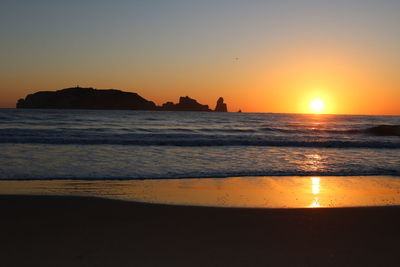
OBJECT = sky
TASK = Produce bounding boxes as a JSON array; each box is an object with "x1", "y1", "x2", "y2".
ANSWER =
[{"x1": 1, "y1": 0, "x2": 399, "y2": 114}]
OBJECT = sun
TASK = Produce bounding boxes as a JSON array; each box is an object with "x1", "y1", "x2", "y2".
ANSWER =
[{"x1": 310, "y1": 98, "x2": 325, "y2": 114}]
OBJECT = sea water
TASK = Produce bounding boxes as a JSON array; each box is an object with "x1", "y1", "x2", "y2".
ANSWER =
[{"x1": 0, "y1": 109, "x2": 399, "y2": 180}]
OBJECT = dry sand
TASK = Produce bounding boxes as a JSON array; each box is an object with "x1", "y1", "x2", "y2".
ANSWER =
[{"x1": 1, "y1": 195, "x2": 399, "y2": 267}]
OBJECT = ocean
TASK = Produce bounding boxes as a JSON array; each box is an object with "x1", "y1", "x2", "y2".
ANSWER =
[{"x1": 0, "y1": 109, "x2": 399, "y2": 181}]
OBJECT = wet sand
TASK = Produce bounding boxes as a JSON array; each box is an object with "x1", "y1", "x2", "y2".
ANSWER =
[
  {"x1": 1, "y1": 195, "x2": 400, "y2": 267},
  {"x1": 2, "y1": 176, "x2": 400, "y2": 208}
]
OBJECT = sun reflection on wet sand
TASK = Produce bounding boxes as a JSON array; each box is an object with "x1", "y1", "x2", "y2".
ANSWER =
[
  {"x1": 1, "y1": 176, "x2": 400, "y2": 208},
  {"x1": 309, "y1": 177, "x2": 321, "y2": 208},
  {"x1": 311, "y1": 177, "x2": 320, "y2": 195}
]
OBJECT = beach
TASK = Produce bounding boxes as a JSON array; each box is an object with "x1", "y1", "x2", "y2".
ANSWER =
[
  {"x1": 1, "y1": 195, "x2": 400, "y2": 267},
  {"x1": 1, "y1": 110, "x2": 399, "y2": 266},
  {"x1": 2, "y1": 1, "x2": 400, "y2": 266}
]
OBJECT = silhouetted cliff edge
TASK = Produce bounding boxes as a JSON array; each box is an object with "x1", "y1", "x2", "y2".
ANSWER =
[
  {"x1": 17, "y1": 87, "x2": 156, "y2": 110},
  {"x1": 16, "y1": 87, "x2": 228, "y2": 112}
]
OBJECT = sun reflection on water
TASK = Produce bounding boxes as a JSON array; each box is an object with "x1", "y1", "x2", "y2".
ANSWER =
[{"x1": 303, "y1": 154, "x2": 324, "y2": 173}]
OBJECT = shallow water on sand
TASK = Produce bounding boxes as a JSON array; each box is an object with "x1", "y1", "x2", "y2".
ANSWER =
[{"x1": 1, "y1": 176, "x2": 400, "y2": 208}]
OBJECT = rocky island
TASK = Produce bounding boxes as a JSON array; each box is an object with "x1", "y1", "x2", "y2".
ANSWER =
[{"x1": 16, "y1": 87, "x2": 228, "y2": 112}]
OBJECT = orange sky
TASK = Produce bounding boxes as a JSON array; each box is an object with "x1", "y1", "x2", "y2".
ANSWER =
[
  {"x1": 1, "y1": 1, "x2": 399, "y2": 115},
  {"x1": 3, "y1": 43, "x2": 398, "y2": 115}
]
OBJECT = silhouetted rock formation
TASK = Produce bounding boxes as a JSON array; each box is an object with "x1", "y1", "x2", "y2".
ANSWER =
[
  {"x1": 17, "y1": 87, "x2": 229, "y2": 112},
  {"x1": 161, "y1": 96, "x2": 211, "y2": 111},
  {"x1": 214, "y1": 97, "x2": 228, "y2": 112},
  {"x1": 16, "y1": 87, "x2": 156, "y2": 110}
]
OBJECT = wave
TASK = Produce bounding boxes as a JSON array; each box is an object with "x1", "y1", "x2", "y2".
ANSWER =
[
  {"x1": 0, "y1": 136, "x2": 399, "y2": 148},
  {"x1": 364, "y1": 125, "x2": 400, "y2": 136},
  {"x1": 3, "y1": 168, "x2": 400, "y2": 181},
  {"x1": 313, "y1": 125, "x2": 400, "y2": 136},
  {"x1": 0, "y1": 124, "x2": 399, "y2": 149},
  {"x1": 260, "y1": 124, "x2": 400, "y2": 136}
]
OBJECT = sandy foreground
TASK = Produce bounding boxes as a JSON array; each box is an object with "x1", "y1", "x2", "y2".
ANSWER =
[{"x1": 1, "y1": 195, "x2": 400, "y2": 267}]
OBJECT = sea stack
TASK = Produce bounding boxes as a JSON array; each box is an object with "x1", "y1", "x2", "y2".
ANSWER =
[{"x1": 214, "y1": 97, "x2": 228, "y2": 112}]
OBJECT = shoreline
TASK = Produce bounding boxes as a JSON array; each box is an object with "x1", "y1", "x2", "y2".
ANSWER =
[{"x1": 2, "y1": 195, "x2": 400, "y2": 267}]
